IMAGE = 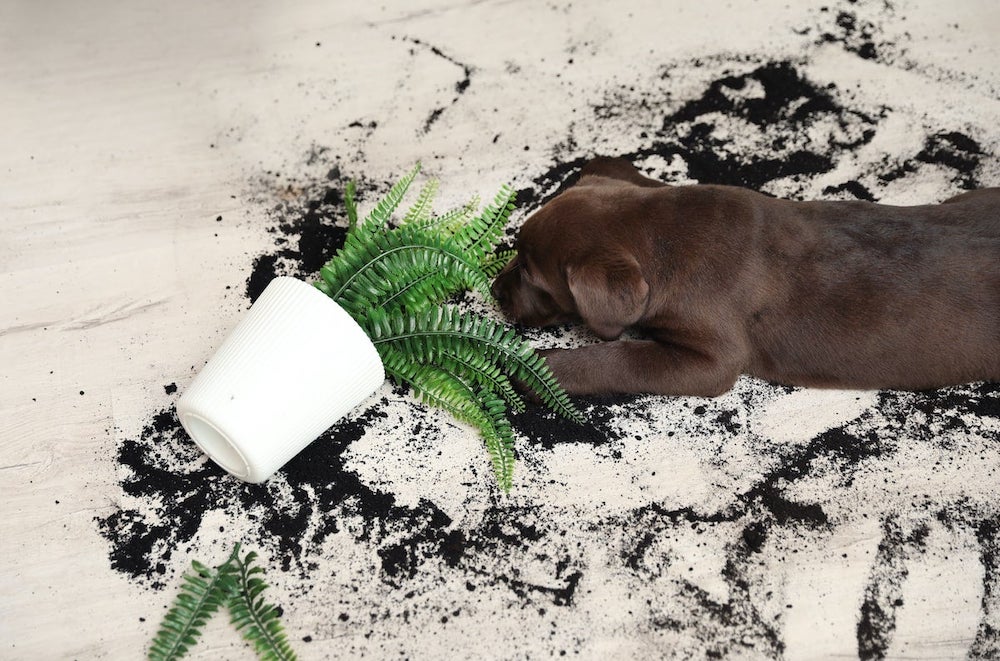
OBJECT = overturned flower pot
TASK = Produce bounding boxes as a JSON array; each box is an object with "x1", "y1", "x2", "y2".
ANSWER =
[
  {"x1": 176, "y1": 165, "x2": 581, "y2": 490},
  {"x1": 176, "y1": 277, "x2": 385, "y2": 483}
]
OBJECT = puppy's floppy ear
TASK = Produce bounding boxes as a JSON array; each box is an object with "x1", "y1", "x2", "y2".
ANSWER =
[{"x1": 567, "y1": 253, "x2": 650, "y2": 340}]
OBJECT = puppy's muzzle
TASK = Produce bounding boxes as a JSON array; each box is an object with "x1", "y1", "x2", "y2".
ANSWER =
[{"x1": 491, "y1": 268, "x2": 518, "y2": 318}]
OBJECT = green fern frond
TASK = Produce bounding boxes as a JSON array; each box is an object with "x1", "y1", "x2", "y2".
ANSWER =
[
  {"x1": 367, "y1": 306, "x2": 584, "y2": 425},
  {"x1": 479, "y1": 390, "x2": 516, "y2": 492},
  {"x1": 321, "y1": 225, "x2": 492, "y2": 318},
  {"x1": 343, "y1": 163, "x2": 420, "y2": 251},
  {"x1": 378, "y1": 270, "x2": 443, "y2": 311},
  {"x1": 382, "y1": 350, "x2": 515, "y2": 490},
  {"x1": 147, "y1": 545, "x2": 298, "y2": 661},
  {"x1": 420, "y1": 194, "x2": 480, "y2": 234},
  {"x1": 344, "y1": 180, "x2": 358, "y2": 228},
  {"x1": 148, "y1": 548, "x2": 239, "y2": 661},
  {"x1": 227, "y1": 549, "x2": 298, "y2": 661},
  {"x1": 481, "y1": 249, "x2": 517, "y2": 279},
  {"x1": 436, "y1": 348, "x2": 526, "y2": 414},
  {"x1": 402, "y1": 178, "x2": 439, "y2": 226},
  {"x1": 452, "y1": 184, "x2": 516, "y2": 267}
]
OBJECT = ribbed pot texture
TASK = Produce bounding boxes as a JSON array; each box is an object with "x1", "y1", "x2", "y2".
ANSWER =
[{"x1": 176, "y1": 277, "x2": 385, "y2": 483}]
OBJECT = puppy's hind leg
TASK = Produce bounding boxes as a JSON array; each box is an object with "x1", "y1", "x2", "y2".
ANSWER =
[{"x1": 540, "y1": 340, "x2": 743, "y2": 398}]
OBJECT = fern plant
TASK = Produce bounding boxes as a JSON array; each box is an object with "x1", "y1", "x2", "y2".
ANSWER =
[
  {"x1": 149, "y1": 545, "x2": 296, "y2": 661},
  {"x1": 313, "y1": 164, "x2": 584, "y2": 491}
]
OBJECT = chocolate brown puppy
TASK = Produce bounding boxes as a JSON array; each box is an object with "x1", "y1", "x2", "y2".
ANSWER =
[{"x1": 492, "y1": 157, "x2": 1000, "y2": 397}]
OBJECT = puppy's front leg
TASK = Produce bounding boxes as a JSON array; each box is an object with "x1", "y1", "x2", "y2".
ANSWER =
[{"x1": 541, "y1": 340, "x2": 742, "y2": 398}]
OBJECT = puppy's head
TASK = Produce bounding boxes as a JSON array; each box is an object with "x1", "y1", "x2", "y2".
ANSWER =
[{"x1": 491, "y1": 158, "x2": 654, "y2": 340}]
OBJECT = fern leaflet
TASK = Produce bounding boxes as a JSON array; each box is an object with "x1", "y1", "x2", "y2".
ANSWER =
[
  {"x1": 344, "y1": 179, "x2": 358, "y2": 228},
  {"x1": 452, "y1": 184, "x2": 516, "y2": 266},
  {"x1": 343, "y1": 162, "x2": 420, "y2": 253},
  {"x1": 402, "y1": 178, "x2": 439, "y2": 226},
  {"x1": 435, "y1": 348, "x2": 527, "y2": 413},
  {"x1": 481, "y1": 249, "x2": 517, "y2": 278},
  {"x1": 226, "y1": 548, "x2": 298, "y2": 661}
]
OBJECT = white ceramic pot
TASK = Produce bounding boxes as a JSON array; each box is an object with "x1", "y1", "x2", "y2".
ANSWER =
[{"x1": 176, "y1": 277, "x2": 385, "y2": 483}]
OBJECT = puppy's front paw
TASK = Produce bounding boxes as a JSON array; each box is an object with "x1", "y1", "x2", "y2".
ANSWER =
[
  {"x1": 508, "y1": 348, "x2": 562, "y2": 405},
  {"x1": 536, "y1": 347, "x2": 568, "y2": 375},
  {"x1": 511, "y1": 374, "x2": 544, "y2": 405},
  {"x1": 534, "y1": 346, "x2": 587, "y2": 397}
]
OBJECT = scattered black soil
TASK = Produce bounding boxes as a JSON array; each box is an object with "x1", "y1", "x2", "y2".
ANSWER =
[{"x1": 98, "y1": 48, "x2": 999, "y2": 656}]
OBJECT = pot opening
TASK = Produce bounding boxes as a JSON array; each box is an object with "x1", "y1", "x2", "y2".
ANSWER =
[{"x1": 180, "y1": 413, "x2": 251, "y2": 480}]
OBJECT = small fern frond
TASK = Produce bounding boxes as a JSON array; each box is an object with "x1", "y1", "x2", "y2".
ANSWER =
[
  {"x1": 382, "y1": 350, "x2": 515, "y2": 490},
  {"x1": 323, "y1": 225, "x2": 492, "y2": 317},
  {"x1": 437, "y1": 348, "x2": 526, "y2": 414},
  {"x1": 402, "y1": 178, "x2": 439, "y2": 226},
  {"x1": 148, "y1": 548, "x2": 239, "y2": 661},
  {"x1": 367, "y1": 306, "x2": 584, "y2": 425},
  {"x1": 378, "y1": 270, "x2": 442, "y2": 311},
  {"x1": 419, "y1": 195, "x2": 480, "y2": 234},
  {"x1": 479, "y1": 390, "x2": 516, "y2": 492},
  {"x1": 344, "y1": 163, "x2": 420, "y2": 251},
  {"x1": 344, "y1": 180, "x2": 358, "y2": 228},
  {"x1": 451, "y1": 184, "x2": 516, "y2": 267},
  {"x1": 481, "y1": 249, "x2": 517, "y2": 279},
  {"x1": 385, "y1": 353, "x2": 488, "y2": 428},
  {"x1": 226, "y1": 549, "x2": 298, "y2": 661}
]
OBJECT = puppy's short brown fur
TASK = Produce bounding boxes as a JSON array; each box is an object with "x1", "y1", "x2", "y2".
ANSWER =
[{"x1": 492, "y1": 157, "x2": 1000, "y2": 397}]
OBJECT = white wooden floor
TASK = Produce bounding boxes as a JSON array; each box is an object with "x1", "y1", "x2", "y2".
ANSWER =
[{"x1": 3, "y1": 1, "x2": 999, "y2": 659}]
